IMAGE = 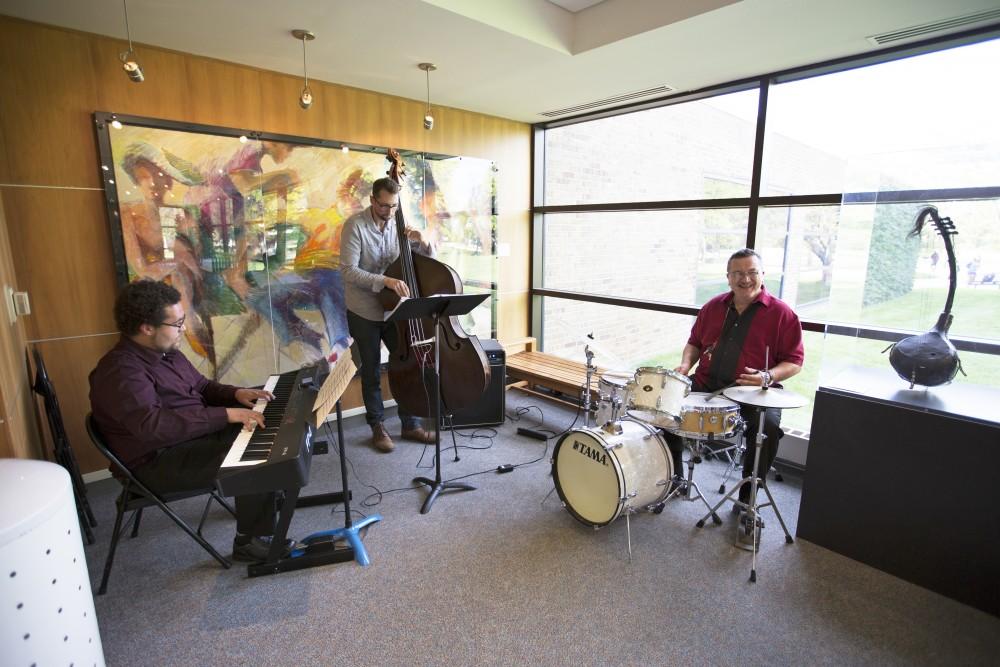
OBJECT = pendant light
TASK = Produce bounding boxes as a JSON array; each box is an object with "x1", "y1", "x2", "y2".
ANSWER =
[
  {"x1": 419, "y1": 63, "x2": 436, "y2": 130},
  {"x1": 119, "y1": 0, "x2": 144, "y2": 82},
  {"x1": 292, "y1": 29, "x2": 315, "y2": 109}
]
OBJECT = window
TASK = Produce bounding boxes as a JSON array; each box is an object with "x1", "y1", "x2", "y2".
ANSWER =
[{"x1": 534, "y1": 32, "x2": 1000, "y2": 437}]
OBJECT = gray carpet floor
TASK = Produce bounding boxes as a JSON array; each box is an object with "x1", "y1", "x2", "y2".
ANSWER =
[{"x1": 82, "y1": 391, "x2": 1000, "y2": 666}]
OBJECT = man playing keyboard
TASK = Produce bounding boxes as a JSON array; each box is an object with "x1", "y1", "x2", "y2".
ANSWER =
[{"x1": 89, "y1": 279, "x2": 288, "y2": 562}]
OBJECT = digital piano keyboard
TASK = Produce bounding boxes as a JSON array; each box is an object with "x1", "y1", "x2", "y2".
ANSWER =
[{"x1": 217, "y1": 367, "x2": 316, "y2": 497}]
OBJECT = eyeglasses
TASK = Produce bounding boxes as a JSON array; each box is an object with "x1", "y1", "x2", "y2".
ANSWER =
[
  {"x1": 158, "y1": 315, "x2": 186, "y2": 329},
  {"x1": 371, "y1": 199, "x2": 399, "y2": 211},
  {"x1": 727, "y1": 270, "x2": 760, "y2": 280}
]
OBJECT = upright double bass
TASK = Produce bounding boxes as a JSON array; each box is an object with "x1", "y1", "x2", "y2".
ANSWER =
[{"x1": 378, "y1": 149, "x2": 491, "y2": 417}]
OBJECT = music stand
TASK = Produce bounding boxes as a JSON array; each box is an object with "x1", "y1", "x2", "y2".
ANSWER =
[{"x1": 386, "y1": 293, "x2": 489, "y2": 514}]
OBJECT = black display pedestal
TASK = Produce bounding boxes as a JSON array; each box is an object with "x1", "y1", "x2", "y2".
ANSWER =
[{"x1": 797, "y1": 366, "x2": 1000, "y2": 616}]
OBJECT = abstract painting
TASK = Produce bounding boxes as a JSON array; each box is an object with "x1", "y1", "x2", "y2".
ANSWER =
[{"x1": 96, "y1": 114, "x2": 496, "y2": 386}]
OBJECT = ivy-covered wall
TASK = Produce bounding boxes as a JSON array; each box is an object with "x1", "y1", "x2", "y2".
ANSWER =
[{"x1": 862, "y1": 203, "x2": 923, "y2": 307}]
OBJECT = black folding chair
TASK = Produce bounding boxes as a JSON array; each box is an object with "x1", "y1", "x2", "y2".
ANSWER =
[
  {"x1": 85, "y1": 413, "x2": 235, "y2": 595},
  {"x1": 31, "y1": 347, "x2": 98, "y2": 544}
]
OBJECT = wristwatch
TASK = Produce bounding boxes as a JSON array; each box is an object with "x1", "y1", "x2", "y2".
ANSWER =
[{"x1": 760, "y1": 370, "x2": 773, "y2": 388}]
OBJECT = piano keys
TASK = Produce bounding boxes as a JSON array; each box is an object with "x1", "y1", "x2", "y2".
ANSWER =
[{"x1": 217, "y1": 367, "x2": 316, "y2": 497}]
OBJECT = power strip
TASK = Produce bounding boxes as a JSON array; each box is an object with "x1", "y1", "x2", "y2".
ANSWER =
[{"x1": 517, "y1": 427, "x2": 548, "y2": 441}]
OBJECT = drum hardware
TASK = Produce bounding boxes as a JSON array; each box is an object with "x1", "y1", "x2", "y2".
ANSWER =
[
  {"x1": 662, "y1": 438, "x2": 721, "y2": 522},
  {"x1": 696, "y1": 383, "x2": 806, "y2": 583},
  {"x1": 582, "y1": 344, "x2": 597, "y2": 428},
  {"x1": 596, "y1": 371, "x2": 634, "y2": 427},
  {"x1": 601, "y1": 421, "x2": 624, "y2": 436},
  {"x1": 717, "y1": 433, "x2": 783, "y2": 495}
]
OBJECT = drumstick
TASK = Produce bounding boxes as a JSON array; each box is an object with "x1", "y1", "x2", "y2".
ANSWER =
[{"x1": 708, "y1": 381, "x2": 738, "y2": 401}]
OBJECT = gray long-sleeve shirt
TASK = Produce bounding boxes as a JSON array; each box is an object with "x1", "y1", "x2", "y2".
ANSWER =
[
  {"x1": 339, "y1": 206, "x2": 400, "y2": 321},
  {"x1": 340, "y1": 206, "x2": 436, "y2": 321}
]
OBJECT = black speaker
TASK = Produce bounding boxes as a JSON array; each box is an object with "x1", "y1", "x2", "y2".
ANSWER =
[{"x1": 446, "y1": 339, "x2": 505, "y2": 428}]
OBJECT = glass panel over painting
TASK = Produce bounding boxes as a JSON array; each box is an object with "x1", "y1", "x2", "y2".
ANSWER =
[
  {"x1": 542, "y1": 209, "x2": 750, "y2": 306},
  {"x1": 543, "y1": 89, "x2": 759, "y2": 205},
  {"x1": 108, "y1": 122, "x2": 496, "y2": 386}
]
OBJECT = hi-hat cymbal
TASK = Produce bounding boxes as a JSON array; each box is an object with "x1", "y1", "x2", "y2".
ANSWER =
[{"x1": 722, "y1": 385, "x2": 807, "y2": 409}]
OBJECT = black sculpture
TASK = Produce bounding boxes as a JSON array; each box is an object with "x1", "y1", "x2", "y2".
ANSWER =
[{"x1": 884, "y1": 206, "x2": 965, "y2": 388}]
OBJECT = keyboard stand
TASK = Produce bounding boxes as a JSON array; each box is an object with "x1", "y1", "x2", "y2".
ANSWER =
[{"x1": 248, "y1": 400, "x2": 382, "y2": 577}]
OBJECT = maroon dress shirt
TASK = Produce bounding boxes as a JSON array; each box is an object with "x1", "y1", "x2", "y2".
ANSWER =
[
  {"x1": 89, "y1": 336, "x2": 238, "y2": 467},
  {"x1": 688, "y1": 286, "x2": 805, "y2": 390}
]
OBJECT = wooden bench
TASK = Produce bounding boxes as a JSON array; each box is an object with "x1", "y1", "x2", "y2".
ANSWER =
[{"x1": 502, "y1": 337, "x2": 605, "y2": 407}]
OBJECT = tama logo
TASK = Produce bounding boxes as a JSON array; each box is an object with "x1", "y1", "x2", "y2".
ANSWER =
[{"x1": 572, "y1": 439, "x2": 608, "y2": 466}]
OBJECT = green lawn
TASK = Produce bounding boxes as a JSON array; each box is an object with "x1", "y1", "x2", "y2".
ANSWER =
[{"x1": 637, "y1": 284, "x2": 999, "y2": 433}]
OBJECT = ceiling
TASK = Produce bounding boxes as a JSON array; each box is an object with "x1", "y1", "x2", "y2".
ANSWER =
[{"x1": 1, "y1": 0, "x2": 999, "y2": 123}]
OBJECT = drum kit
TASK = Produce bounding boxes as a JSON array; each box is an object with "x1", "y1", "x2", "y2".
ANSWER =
[{"x1": 550, "y1": 347, "x2": 806, "y2": 580}]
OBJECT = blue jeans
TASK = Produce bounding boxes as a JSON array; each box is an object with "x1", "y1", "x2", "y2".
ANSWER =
[{"x1": 347, "y1": 310, "x2": 420, "y2": 430}]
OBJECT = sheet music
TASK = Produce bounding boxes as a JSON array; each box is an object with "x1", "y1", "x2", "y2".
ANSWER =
[
  {"x1": 313, "y1": 353, "x2": 357, "y2": 427},
  {"x1": 383, "y1": 295, "x2": 409, "y2": 322}
]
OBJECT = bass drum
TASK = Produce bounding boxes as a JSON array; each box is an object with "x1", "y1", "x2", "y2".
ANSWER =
[{"x1": 552, "y1": 420, "x2": 673, "y2": 527}]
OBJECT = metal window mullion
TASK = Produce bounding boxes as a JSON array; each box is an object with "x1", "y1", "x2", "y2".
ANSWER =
[{"x1": 747, "y1": 77, "x2": 770, "y2": 249}]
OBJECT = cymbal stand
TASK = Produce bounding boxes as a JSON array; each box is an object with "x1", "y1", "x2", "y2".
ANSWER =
[
  {"x1": 696, "y1": 406, "x2": 793, "y2": 582},
  {"x1": 582, "y1": 344, "x2": 596, "y2": 428},
  {"x1": 663, "y1": 438, "x2": 720, "y2": 523}
]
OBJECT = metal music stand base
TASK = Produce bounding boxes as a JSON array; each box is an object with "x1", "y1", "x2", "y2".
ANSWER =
[
  {"x1": 391, "y1": 295, "x2": 486, "y2": 514},
  {"x1": 695, "y1": 407, "x2": 794, "y2": 583}
]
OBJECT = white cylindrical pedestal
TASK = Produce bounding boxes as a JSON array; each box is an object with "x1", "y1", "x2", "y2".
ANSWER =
[{"x1": 0, "y1": 459, "x2": 106, "y2": 667}]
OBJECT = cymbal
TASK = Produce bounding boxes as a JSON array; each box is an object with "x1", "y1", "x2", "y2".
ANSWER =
[{"x1": 722, "y1": 385, "x2": 807, "y2": 409}]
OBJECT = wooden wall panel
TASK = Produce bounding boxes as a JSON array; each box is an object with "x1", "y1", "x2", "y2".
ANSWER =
[
  {"x1": 3, "y1": 188, "x2": 118, "y2": 341},
  {"x1": 182, "y1": 59, "x2": 264, "y2": 131},
  {"x1": 0, "y1": 15, "x2": 531, "y2": 471},
  {"x1": 0, "y1": 20, "x2": 100, "y2": 188},
  {"x1": 0, "y1": 190, "x2": 43, "y2": 459},
  {"x1": 497, "y1": 290, "x2": 531, "y2": 343},
  {"x1": 257, "y1": 70, "x2": 329, "y2": 140},
  {"x1": 31, "y1": 334, "x2": 118, "y2": 472},
  {"x1": 91, "y1": 40, "x2": 196, "y2": 127}
]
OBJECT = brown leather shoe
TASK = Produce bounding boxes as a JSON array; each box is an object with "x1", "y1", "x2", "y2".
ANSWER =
[
  {"x1": 371, "y1": 423, "x2": 394, "y2": 452},
  {"x1": 400, "y1": 426, "x2": 436, "y2": 444}
]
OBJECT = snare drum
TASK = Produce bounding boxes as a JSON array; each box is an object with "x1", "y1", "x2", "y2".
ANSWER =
[
  {"x1": 672, "y1": 392, "x2": 742, "y2": 439},
  {"x1": 595, "y1": 371, "x2": 634, "y2": 425},
  {"x1": 552, "y1": 420, "x2": 673, "y2": 527},
  {"x1": 627, "y1": 367, "x2": 692, "y2": 428}
]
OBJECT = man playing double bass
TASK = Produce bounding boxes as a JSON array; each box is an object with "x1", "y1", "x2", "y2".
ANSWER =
[
  {"x1": 663, "y1": 248, "x2": 804, "y2": 513},
  {"x1": 340, "y1": 177, "x2": 436, "y2": 452}
]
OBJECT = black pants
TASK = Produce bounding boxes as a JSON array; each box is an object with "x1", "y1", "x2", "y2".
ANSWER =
[
  {"x1": 661, "y1": 397, "x2": 783, "y2": 503},
  {"x1": 131, "y1": 424, "x2": 276, "y2": 537}
]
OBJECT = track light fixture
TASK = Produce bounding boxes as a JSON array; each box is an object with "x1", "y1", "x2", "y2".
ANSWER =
[
  {"x1": 419, "y1": 63, "x2": 436, "y2": 131},
  {"x1": 119, "y1": 0, "x2": 144, "y2": 83},
  {"x1": 292, "y1": 29, "x2": 315, "y2": 110}
]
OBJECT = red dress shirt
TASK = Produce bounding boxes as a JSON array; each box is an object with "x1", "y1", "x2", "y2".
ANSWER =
[{"x1": 688, "y1": 286, "x2": 805, "y2": 390}]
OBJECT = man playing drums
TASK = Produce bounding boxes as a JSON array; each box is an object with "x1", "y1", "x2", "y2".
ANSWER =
[{"x1": 663, "y1": 248, "x2": 804, "y2": 511}]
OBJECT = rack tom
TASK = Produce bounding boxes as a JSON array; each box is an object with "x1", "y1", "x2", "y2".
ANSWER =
[
  {"x1": 627, "y1": 367, "x2": 691, "y2": 428},
  {"x1": 595, "y1": 371, "x2": 634, "y2": 425}
]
